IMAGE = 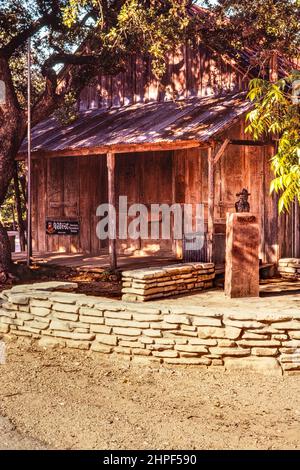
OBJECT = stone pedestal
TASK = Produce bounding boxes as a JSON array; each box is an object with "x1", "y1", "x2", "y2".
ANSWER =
[{"x1": 225, "y1": 213, "x2": 259, "y2": 298}]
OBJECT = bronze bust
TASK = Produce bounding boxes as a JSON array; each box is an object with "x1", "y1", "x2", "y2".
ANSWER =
[{"x1": 235, "y1": 188, "x2": 250, "y2": 213}]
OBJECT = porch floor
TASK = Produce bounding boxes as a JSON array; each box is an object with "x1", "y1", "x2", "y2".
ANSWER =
[
  {"x1": 12, "y1": 251, "x2": 179, "y2": 272},
  {"x1": 12, "y1": 251, "x2": 272, "y2": 276}
]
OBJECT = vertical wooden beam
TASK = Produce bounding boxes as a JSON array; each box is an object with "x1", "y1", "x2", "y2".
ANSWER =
[
  {"x1": 207, "y1": 146, "x2": 214, "y2": 263},
  {"x1": 269, "y1": 51, "x2": 278, "y2": 83},
  {"x1": 293, "y1": 199, "x2": 300, "y2": 258},
  {"x1": 107, "y1": 151, "x2": 117, "y2": 270}
]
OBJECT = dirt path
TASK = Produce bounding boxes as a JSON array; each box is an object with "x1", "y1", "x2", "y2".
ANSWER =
[
  {"x1": 0, "y1": 338, "x2": 299, "y2": 450},
  {"x1": 0, "y1": 416, "x2": 47, "y2": 449}
]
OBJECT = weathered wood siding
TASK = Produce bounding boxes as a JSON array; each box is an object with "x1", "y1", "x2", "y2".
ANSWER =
[
  {"x1": 31, "y1": 123, "x2": 297, "y2": 263},
  {"x1": 79, "y1": 44, "x2": 248, "y2": 111}
]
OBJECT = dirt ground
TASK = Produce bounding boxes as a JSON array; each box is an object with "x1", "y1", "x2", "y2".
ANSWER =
[
  {"x1": 0, "y1": 263, "x2": 122, "y2": 298},
  {"x1": 0, "y1": 338, "x2": 299, "y2": 450}
]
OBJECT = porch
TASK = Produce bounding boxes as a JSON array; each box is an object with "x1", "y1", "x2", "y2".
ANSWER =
[{"x1": 18, "y1": 92, "x2": 298, "y2": 270}]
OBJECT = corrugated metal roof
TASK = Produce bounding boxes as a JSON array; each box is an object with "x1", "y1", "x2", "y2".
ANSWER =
[{"x1": 20, "y1": 92, "x2": 252, "y2": 155}]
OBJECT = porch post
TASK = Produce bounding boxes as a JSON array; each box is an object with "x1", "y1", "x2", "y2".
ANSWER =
[
  {"x1": 207, "y1": 146, "x2": 214, "y2": 263},
  {"x1": 107, "y1": 151, "x2": 117, "y2": 270}
]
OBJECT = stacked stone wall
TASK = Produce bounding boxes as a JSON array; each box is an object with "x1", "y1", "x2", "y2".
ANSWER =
[
  {"x1": 1, "y1": 282, "x2": 300, "y2": 375},
  {"x1": 278, "y1": 258, "x2": 300, "y2": 280},
  {"x1": 122, "y1": 263, "x2": 215, "y2": 302}
]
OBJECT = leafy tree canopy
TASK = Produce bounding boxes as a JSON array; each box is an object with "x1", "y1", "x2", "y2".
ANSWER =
[
  {"x1": 204, "y1": 0, "x2": 300, "y2": 60},
  {"x1": 0, "y1": 0, "x2": 194, "y2": 118},
  {"x1": 246, "y1": 71, "x2": 300, "y2": 212}
]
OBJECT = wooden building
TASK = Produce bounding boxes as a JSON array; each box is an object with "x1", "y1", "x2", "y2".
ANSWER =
[{"x1": 18, "y1": 15, "x2": 300, "y2": 269}]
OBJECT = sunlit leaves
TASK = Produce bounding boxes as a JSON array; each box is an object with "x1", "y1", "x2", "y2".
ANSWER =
[
  {"x1": 246, "y1": 72, "x2": 300, "y2": 212},
  {"x1": 63, "y1": 0, "x2": 192, "y2": 78}
]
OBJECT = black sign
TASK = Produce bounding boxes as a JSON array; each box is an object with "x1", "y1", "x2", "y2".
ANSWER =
[{"x1": 46, "y1": 220, "x2": 80, "y2": 235}]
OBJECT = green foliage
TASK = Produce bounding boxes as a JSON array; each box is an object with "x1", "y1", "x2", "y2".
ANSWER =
[
  {"x1": 203, "y1": 0, "x2": 300, "y2": 68},
  {"x1": 0, "y1": 164, "x2": 26, "y2": 229},
  {"x1": 53, "y1": 91, "x2": 79, "y2": 125},
  {"x1": 0, "y1": 180, "x2": 17, "y2": 229},
  {"x1": 63, "y1": 0, "x2": 192, "y2": 78},
  {"x1": 246, "y1": 72, "x2": 300, "y2": 212}
]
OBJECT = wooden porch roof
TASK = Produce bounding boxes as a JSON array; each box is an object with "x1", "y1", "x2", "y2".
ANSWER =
[{"x1": 19, "y1": 92, "x2": 252, "y2": 158}]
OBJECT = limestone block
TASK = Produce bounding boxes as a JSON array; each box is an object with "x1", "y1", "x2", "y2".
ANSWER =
[
  {"x1": 52, "y1": 303, "x2": 79, "y2": 314},
  {"x1": 280, "y1": 354, "x2": 300, "y2": 363},
  {"x1": 30, "y1": 299, "x2": 53, "y2": 309},
  {"x1": 1, "y1": 303, "x2": 18, "y2": 311},
  {"x1": 114, "y1": 346, "x2": 132, "y2": 355},
  {"x1": 90, "y1": 325, "x2": 112, "y2": 334},
  {"x1": 125, "y1": 306, "x2": 161, "y2": 315},
  {"x1": 95, "y1": 334, "x2": 118, "y2": 346},
  {"x1": 1, "y1": 317, "x2": 23, "y2": 326},
  {"x1": 270, "y1": 321, "x2": 300, "y2": 330},
  {"x1": 104, "y1": 311, "x2": 132, "y2": 320},
  {"x1": 0, "y1": 310, "x2": 16, "y2": 319},
  {"x1": 188, "y1": 338, "x2": 217, "y2": 346},
  {"x1": 106, "y1": 318, "x2": 150, "y2": 329},
  {"x1": 225, "y1": 213, "x2": 259, "y2": 298},
  {"x1": 217, "y1": 339, "x2": 236, "y2": 347},
  {"x1": 12, "y1": 330, "x2": 32, "y2": 337},
  {"x1": 18, "y1": 325, "x2": 41, "y2": 334},
  {"x1": 155, "y1": 338, "x2": 175, "y2": 345},
  {"x1": 18, "y1": 306, "x2": 30, "y2": 313},
  {"x1": 11, "y1": 281, "x2": 77, "y2": 293},
  {"x1": 224, "y1": 356, "x2": 282, "y2": 376},
  {"x1": 38, "y1": 337, "x2": 66, "y2": 348},
  {"x1": 17, "y1": 312, "x2": 34, "y2": 321},
  {"x1": 79, "y1": 307, "x2": 103, "y2": 317},
  {"x1": 113, "y1": 327, "x2": 141, "y2": 336},
  {"x1": 143, "y1": 329, "x2": 162, "y2": 338},
  {"x1": 175, "y1": 345, "x2": 208, "y2": 353},
  {"x1": 150, "y1": 322, "x2": 178, "y2": 330},
  {"x1": 252, "y1": 348, "x2": 279, "y2": 356},
  {"x1": 237, "y1": 340, "x2": 281, "y2": 348},
  {"x1": 224, "y1": 319, "x2": 265, "y2": 329},
  {"x1": 53, "y1": 312, "x2": 78, "y2": 322},
  {"x1": 242, "y1": 332, "x2": 270, "y2": 340},
  {"x1": 170, "y1": 306, "x2": 222, "y2": 318},
  {"x1": 163, "y1": 357, "x2": 212, "y2": 365},
  {"x1": 166, "y1": 330, "x2": 197, "y2": 338},
  {"x1": 47, "y1": 331, "x2": 95, "y2": 341},
  {"x1": 65, "y1": 340, "x2": 91, "y2": 350},
  {"x1": 211, "y1": 359, "x2": 224, "y2": 366},
  {"x1": 197, "y1": 326, "x2": 241, "y2": 340},
  {"x1": 289, "y1": 332, "x2": 300, "y2": 340},
  {"x1": 79, "y1": 315, "x2": 104, "y2": 325},
  {"x1": 164, "y1": 315, "x2": 191, "y2": 325},
  {"x1": 91, "y1": 343, "x2": 113, "y2": 354},
  {"x1": 140, "y1": 336, "x2": 154, "y2": 344},
  {"x1": 152, "y1": 350, "x2": 179, "y2": 358},
  {"x1": 210, "y1": 347, "x2": 250, "y2": 356},
  {"x1": 49, "y1": 294, "x2": 77, "y2": 304},
  {"x1": 30, "y1": 307, "x2": 51, "y2": 317},
  {"x1": 8, "y1": 295, "x2": 29, "y2": 305},
  {"x1": 147, "y1": 343, "x2": 174, "y2": 351},
  {"x1": 132, "y1": 313, "x2": 161, "y2": 322},
  {"x1": 132, "y1": 348, "x2": 152, "y2": 356},
  {"x1": 193, "y1": 317, "x2": 222, "y2": 327},
  {"x1": 0, "y1": 324, "x2": 9, "y2": 333},
  {"x1": 119, "y1": 340, "x2": 145, "y2": 349},
  {"x1": 26, "y1": 320, "x2": 49, "y2": 330},
  {"x1": 49, "y1": 320, "x2": 73, "y2": 332}
]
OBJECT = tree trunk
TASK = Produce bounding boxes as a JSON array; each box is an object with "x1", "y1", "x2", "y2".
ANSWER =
[{"x1": 0, "y1": 55, "x2": 24, "y2": 281}]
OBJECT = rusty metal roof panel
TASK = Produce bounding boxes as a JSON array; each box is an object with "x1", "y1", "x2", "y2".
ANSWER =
[{"x1": 20, "y1": 92, "x2": 252, "y2": 154}]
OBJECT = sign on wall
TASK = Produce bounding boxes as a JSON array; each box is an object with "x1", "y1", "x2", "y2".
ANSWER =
[{"x1": 46, "y1": 220, "x2": 80, "y2": 236}]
